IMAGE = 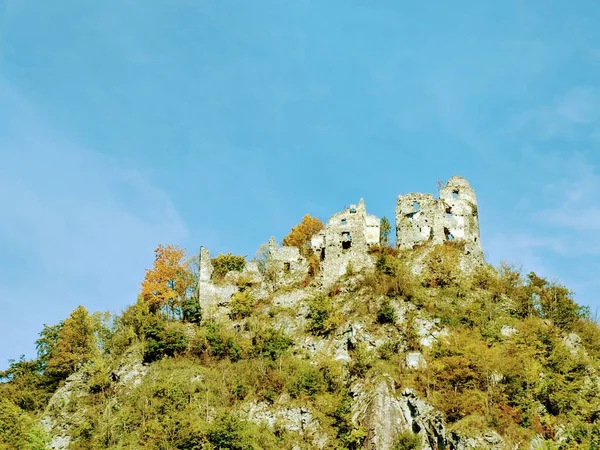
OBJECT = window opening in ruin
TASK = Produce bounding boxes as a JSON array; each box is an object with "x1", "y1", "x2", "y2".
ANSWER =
[
  {"x1": 341, "y1": 218, "x2": 347, "y2": 225},
  {"x1": 342, "y1": 232, "x2": 352, "y2": 250},
  {"x1": 452, "y1": 190, "x2": 459, "y2": 199},
  {"x1": 283, "y1": 262, "x2": 291, "y2": 272},
  {"x1": 350, "y1": 208, "x2": 356, "y2": 214},
  {"x1": 413, "y1": 201, "x2": 419, "y2": 211},
  {"x1": 444, "y1": 228, "x2": 454, "y2": 241},
  {"x1": 321, "y1": 248, "x2": 326, "y2": 261}
]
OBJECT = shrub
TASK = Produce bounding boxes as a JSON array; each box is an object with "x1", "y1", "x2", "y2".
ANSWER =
[
  {"x1": 393, "y1": 430, "x2": 422, "y2": 450},
  {"x1": 288, "y1": 368, "x2": 324, "y2": 398},
  {"x1": 349, "y1": 344, "x2": 373, "y2": 377},
  {"x1": 377, "y1": 299, "x2": 397, "y2": 324},
  {"x1": 202, "y1": 321, "x2": 245, "y2": 361},
  {"x1": 306, "y1": 295, "x2": 336, "y2": 336},
  {"x1": 229, "y1": 292, "x2": 254, "y2": 320},
  {"x1": 205, "y1": 414, "x2": 257, "y2": 450},
  {"x1": 142, "y1": 319, "x2": 187, "y2": 363},
  {"x1": 181, "y1": 297, "x2": 202, "y2": 324},
  {"x1": 212, "y1": 253, "x2": 246, "y2": 279},
  {"x1": 253, "y1": 328, "x2": 294, "y2": 361},
  {"x1": 377, "y1": 339, "x2": 403, "y2": 360},
  {"x1": 423, "y1": 243, "x2": 462, "y2": 288}
]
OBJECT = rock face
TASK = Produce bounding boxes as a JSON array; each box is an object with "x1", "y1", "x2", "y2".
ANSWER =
[
  {"x1": 396, "y1": 176, "x2": 483, "y2": 267},
  {"x1": 40, "y1": 371, "x2": 88, "y2": 450},
  {"x1": 352, "y1": 377, "x2": 410, "y2": 450},
  {"x1": 351, "y1": 376, "x2": 505, "y2": 450}
]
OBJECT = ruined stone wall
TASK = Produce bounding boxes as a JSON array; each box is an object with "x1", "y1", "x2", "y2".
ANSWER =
[
  {"x1": 197, "y1": 247, "x2": 238, "y2": 316},
  {"x1": 266, "y1": 237, "x2": 310, "y2": 288},
  {"x1": 395, "y1": 176, "x2": 482, "y2": 262},
  {"x1": 312, "y1": 199, "x2": 380, "y2": 286}
]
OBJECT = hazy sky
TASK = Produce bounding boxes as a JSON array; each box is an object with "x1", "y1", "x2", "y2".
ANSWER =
[{"x1": 2, "y1": 0, "x2": 600, "y2": 368}]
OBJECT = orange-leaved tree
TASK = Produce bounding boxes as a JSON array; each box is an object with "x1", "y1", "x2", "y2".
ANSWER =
[
  {"x1": 141, "y1": 244, "x2": 193, "y2": 319},
  {"x1": 282, "y1": 214, "x2": 324, "y2": 256}
]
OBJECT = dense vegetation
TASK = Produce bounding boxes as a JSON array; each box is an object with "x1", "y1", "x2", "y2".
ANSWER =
[{"x1": 1, "y1": 235, "x2": 600, "y2": 449}]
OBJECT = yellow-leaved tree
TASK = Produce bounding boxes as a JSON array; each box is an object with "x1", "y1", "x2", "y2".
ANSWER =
[
  {"x1": 141, "y1": 244, "x2": 194, "y2": 319},
  {"x1": 282, "y1": 214, "x2": 324, "y2": 256}
]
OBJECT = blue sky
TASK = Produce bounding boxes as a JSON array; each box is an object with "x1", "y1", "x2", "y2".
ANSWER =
[{"x1": 1, "y1": 0, "x2": 600, "y2": 368}]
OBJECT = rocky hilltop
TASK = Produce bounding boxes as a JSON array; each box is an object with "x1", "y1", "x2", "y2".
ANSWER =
[{"x1": 2, "y1": 176, "x2": 599, "y2": 450}]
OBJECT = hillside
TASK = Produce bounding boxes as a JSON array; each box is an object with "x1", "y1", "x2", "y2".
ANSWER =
[{"x1": 1, "y1": 178, "x2": 600, "y2": 450}]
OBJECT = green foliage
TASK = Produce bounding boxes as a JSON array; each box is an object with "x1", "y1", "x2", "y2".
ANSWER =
[
  {"x1": 373, "y1": 254, "x2": 418, "y2": 300},
  {"x1": 46, "y1": 305, "x2": 97, "y2": 381},
  {"x1": 252, "y1": 328, "x2": 293, "y2": 361},
  {"x1": 377, "y1": 299, "x2": 397, "y2": 324},
  {"x1": 204, "y1": 414, "x2": 257, "y2": 450},
  {"x1": 5, "y1": 241, "x2": 600, "y2": 450},
  {"x1": 35, "y1": 323, "x2": 62, "y2": 370},
  {"x1": 181, "y1": 296, "x2": 202, "y2": 324},
  {"x1": 349, "y1": 343, "x2": 373, "y2": 378},
  {"x1": 306, "y1": 295, "x2": 339, "y2": 336},
  {"x1": 212, "y1": 253, "x2": 246, "y2": 279},
  {"x1": 423, "y1": 243, "x2": 462, "y2": 288},
  {"x1": 288, "y1": 367, "x2": 325, "y2": 399},
  {"x1": 229, "y1": 291, "x2": 255, "y2": 320},
  {"x1": 393, "y1": 430, "x2": 422, "y2": 450},
  {"x1": 380, "y1": 216, "x2": 392, "y2": 248},
  {"x1": 526, "y1": 272, "x2": 584, "y2": 330},
  {"x1": 142, "y1": 317, "x2": 188, "y2": 363},
  {"x1": 330, "y1": 392, "x2": 367, "y2": 449},
  {"x1": 0, "y1": 399, "x2": 48, "y2": 450}
]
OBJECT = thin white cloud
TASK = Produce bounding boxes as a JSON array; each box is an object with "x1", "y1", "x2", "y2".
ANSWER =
[{"x1": 0, "y1": 79, "x2": 189, "y2": 366}]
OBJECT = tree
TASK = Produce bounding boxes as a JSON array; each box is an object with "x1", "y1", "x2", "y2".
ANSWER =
[
  {"x1": 282, "y1": 214, "x2": 324, "y2": 256},
  {"x1": 141, "y1": 245, "x2": 193, "y2": 318},
  {"x1": 35, "y1": 323, "x2": 62, "y2": 371},
  {"x1": 380, "y1": 216, "x2": 392, "y2": 248},
  {"x1": 46, "y1": 306, "x2": 96, "y2": 380}
]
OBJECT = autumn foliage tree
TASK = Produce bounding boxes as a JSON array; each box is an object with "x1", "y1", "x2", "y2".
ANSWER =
[
  {"x1": 141, "y1": 245, "x2": 194, "y2": 319},
  {"x1": 282, "y1": 214, "x2": 324, "y2": 256}
]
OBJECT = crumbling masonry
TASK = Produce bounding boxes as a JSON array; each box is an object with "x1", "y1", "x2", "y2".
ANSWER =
[
  {"x1": 396, "y1": 176, "x2": 482, "y2": 262},
  {"x1": 311, "y1": 199, "x2": 380, "y2": 287},
  {"x1": 197, "y1": 176, "x2": 483, "y2": 314}
]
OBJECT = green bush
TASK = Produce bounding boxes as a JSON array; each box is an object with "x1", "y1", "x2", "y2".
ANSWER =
[
  {"x1": 229, "y1": 292, "x2": 254, "y2": 320},
  {"x1": 423, "y1": 243, "x2": 462, "y2": 288},
  {"x1": 393, "y1": 430, "x2": 422, "y2": 450},
  {"x1": 306, "y1": 295, "x2": 338, "y2": 336},
  {"x1": 377, "y1": 299, "x2": 397, "y2": 324},
  {"x1": 205, "y1": 414, "x2": 257, "y2": 450},
  {"x1": 212, "y1": 253, "x2": 246, "y2": 279},
  {"x1": 142, "y1": 319, "x2": 188, "y2": 363},
  {"x1": 253, "y1": 328, "x2": 293, "y2": 361},
  {"x1": 181, "y1": 297, "x2": 202, "y2": 324}
]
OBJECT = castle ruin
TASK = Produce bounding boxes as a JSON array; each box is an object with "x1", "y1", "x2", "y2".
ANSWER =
[
  {"x1": 197, "y1": 176, "x2": 482, "y2": 314},
  {"x1": 396, "y1": 176, "x2": 482, "y2": 262},
  {"x1": 311, "y1": 199, "x2": 380, "y2": 286}
]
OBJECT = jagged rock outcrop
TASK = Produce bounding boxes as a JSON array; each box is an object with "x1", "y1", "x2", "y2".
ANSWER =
[{"x1": 351, "y1": 376, "x2": 505, "y2": 450}]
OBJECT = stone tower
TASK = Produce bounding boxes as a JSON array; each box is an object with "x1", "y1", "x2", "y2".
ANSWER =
[
  {"x1": 311, "y1": 199, "x2": 380, "y2": 286},
  {"x1": 395, "y1": 176, "x2": 482, "y2": 260}
]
